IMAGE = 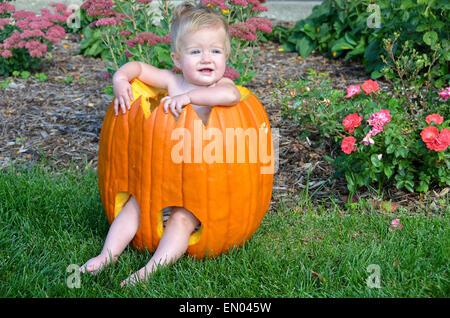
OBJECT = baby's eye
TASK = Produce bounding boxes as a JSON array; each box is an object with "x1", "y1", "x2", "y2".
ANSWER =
[
  {"x1": 212, "y1": 49, "x2": 222, "y2": 54},
  {"x1": 190, "y1": 49, "x2": 200, "y2": 54}
]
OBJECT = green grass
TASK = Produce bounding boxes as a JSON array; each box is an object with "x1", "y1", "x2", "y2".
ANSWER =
[{"x1": 0, "y1": 162, "x2": 448, "y2": 297}]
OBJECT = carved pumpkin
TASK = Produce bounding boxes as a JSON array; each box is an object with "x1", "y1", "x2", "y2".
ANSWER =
[{"x1": 98, "y1": 78, "x2": 274, "y2": 258}]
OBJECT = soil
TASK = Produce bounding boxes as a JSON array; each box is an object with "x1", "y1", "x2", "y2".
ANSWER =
[{"x1": 0, "y1": 29, "x2": 447, "y2": 214}]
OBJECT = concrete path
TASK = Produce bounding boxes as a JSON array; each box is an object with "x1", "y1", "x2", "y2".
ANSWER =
[{"x1": 12, "y1": 0, "x2": 323, "y2": 22}]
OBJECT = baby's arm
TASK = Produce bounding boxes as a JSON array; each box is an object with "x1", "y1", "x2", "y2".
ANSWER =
[
  {"x1": 188, "y1": 77, "x2": 241, "y2": 107},
  {"x1": 112, "y1": 61, "x2": 175, "y2": 115},
  {"x1": 162, "y1": 77, "x2": 241, "y2": 117}
]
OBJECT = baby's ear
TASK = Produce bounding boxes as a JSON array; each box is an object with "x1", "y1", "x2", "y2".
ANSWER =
[{"x1": 171, "y1": 52, "x2": 181, "y2": 69}]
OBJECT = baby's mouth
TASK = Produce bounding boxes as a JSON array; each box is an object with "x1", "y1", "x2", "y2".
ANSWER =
[{"x1": 199, "y1": 67, "x2": 213, "y2": 75}]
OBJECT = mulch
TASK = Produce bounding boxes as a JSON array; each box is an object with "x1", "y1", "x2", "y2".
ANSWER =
[{"x1": 0, "y1": 28, "x2": 447, "y2": 214}]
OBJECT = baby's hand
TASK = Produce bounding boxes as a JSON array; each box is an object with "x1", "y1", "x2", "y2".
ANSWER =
[
  {"x1": 113, "y1": 79, "x2": 134, "y2": 116},
  {"x1": 161, "y1": 94, "x2": 191, "y2": 119}
]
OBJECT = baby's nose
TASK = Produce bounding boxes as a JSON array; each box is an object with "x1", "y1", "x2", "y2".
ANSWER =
[{"x1": 201, "y1": 52, "x2": 211, "y2": 62}]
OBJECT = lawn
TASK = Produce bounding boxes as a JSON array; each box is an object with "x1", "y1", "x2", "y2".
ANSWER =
[{"x1": 0, "y1": 162, "x2": 448, "y2": 297}]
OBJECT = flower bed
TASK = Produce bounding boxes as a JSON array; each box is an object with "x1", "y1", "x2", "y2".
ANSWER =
[{"x1": 280, "y1": 71, "x2": 449, "y2": 195}]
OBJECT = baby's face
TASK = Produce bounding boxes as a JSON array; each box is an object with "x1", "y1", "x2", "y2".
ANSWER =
[{"x1": 171, "y1": 26, "x2": 227, "y2": 87}]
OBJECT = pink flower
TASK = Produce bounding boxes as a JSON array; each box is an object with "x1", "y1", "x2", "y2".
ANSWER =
[
  {"x1": 119, "y1": 30, "x2": 133, "y2": 38},
  {"x1": 344, "y1": 85, "x2": 361, "y2": 98},
  {"x1": 25, "y1": 39, "x2": 47, "y2": 58},
  {"x1": 3, "y1": 31, "x2": 25, "y2": 49},
  {"x1": 229, "y1": 22, "x2": 257, "y2": 41},
  {"x1": 223, "y1": 67, "x2": 240, "y2": 81},
  {"x1": 361, "y1": 132, "x2": 375, "y2": 146},
  {"x1": 0, "y1": 2, "x2": 15, "y2": 14},
  {"x1": 200, "y1": 0, "x2": 230, "y2": 10},
  {"x1": 425, "y1": 113, "x2": 444, "y2": 125},
  {"x1": 251, "y1": 5, "x2": 268, "y2": 12},
  {"x1": 361, "y1": 79, "x2": 380, "y2": 95},
  {"x1": 0, "y1": 48, "x2": 12, "y2": 58},
  {"x1": 162, "y1": 33, "x2": 171, "y2": 44},
  {"x1": 12, "y1": 10, "x2": 35, "y2": 19},
  {"x1": 90, "y1": 17, "x2": 117, "y2": 27},
  {"x1": 44, "y1": 25, "x2": 66, "y2": 44},
  {"x1": 125, "y1": 32, "x2": 163, "y2": 48},
  {"x1": 82, "y1": 0, "x2": 115, "y2": 17},
  {"x1": 49, "y1": 2, "x2": 68, "y2": 14},
  {"x1": 246, "y1": 17, "x2": 273, "y2": 34},
  {"x1": 377, "y1": 154, "x2": 382, "y2": 160},
  {"x1": 342, "y1": 113, "x2": 363, "y2": 134},
  {"x1": 0, "y1": 18, "x2": 11, "y2": 30},
  {"x1": 438, "y1": 87, "x2": 450, "y2": 99},
  {"x1": 125, "y1": 50, "x2": 133, "y2": 58},
  {"x1": 341, "y1": 136, "x2": 357, "y2": 154},
  {"x1": 20, "y1": 29, "x2": 45, "y2": 39},
  {"x1": 391, "y1": 218, "x2": 402, "y2": 229},
  {"x1": 230, "y1": 0, "x2": 248, "y2": 6},
  {"x1": 367, "y1": 109, "x2": 391, "y2": 136}
]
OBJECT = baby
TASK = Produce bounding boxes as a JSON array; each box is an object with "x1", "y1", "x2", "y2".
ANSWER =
[{"x1": 80, "y1": 2, "x2": 241, "y2": 287}]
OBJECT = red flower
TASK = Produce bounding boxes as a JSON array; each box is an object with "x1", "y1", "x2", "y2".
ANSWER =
[
  {"x1": 342, "y1": 113, "x2": 363, "y2": 134},
  {"x1": 425, "y1": 113, "x2": 444, "y2": 125},
  {"x1": 421, "y1": 126, "x2": 449, "y2": 151},
  {"x1": 439, "y1": 128, "x2": 450, "y2": 145},
  {"x1": 420, "y1": 126, "x2": 439, "y2": 144},
  {"x1": 427, "y1": 128, "x2": 450, "y2": 151},
  {"x1": 341, "y1": 136, "x2": 357, "y2": 154},
  {"x1": 426, "y1": 137, "x2": 448, "y2": 151},
  {"x1": 361, "y1": 79, "x2": 379, "y2": 95}
]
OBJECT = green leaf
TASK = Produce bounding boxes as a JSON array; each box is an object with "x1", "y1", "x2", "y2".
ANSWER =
[
  {"x1": 423, "y1": 31, "x2": 438, "y2": 47},
  {"x1": 416, "y1": 24, "x2": 429, "y2": 32},
  {"x1": 331, "y1": 38, "x2": 355, "y2": 52},
  {"x1": 384, "y1": 166, "x2": 393, "y2": 179},
  {"x1": 103, "y1": 85, "x2": 114, "y2": 97},
  {"x1": 386, "y1": 144, "x2": 395, "y2": 154},
  {"x1": 370, "y1": 154, "x2": 382, "y2": 168},
  {"x1": 296, "y1": 37, "x2": 315, "y2": 58},
  {"x1": 346, "y1": 37, "x2": 366, "y2": 59},
  {"x1": 323, "y1": 155, "x2": 334, "y2": 163}
]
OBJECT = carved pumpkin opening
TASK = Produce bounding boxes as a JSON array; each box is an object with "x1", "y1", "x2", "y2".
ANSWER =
[
  {"x1": 114, "y1": 192, "x2": 203, "y2": 247},
  {"x1": 114, "y1": 191, "x2": 131, "y2": 218},
  {"x1": 158, "y1": 206, "x2": 204, "y2": 246}
]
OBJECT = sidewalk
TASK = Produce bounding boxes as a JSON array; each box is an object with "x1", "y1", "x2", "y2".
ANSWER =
[{"x1": 12, "y1": 0, "x2": 322, "y2": 22}]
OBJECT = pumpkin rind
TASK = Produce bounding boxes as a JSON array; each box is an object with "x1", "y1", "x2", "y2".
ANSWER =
[{"x1": 98, "y1": 79, "x2": 274, "y2": 258}]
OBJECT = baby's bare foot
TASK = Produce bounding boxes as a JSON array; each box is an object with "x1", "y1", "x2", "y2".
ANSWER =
[
  {"x1": 80, "y1": 253, "x2": 115, "y2": 274},
  {"x1": 120, "y1": 266, "x2": 153, "y2": 288}
]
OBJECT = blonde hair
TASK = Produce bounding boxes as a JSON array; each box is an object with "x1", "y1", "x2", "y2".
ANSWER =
[{"x1": 170, "y1": 2, "x2": 231, "y2": 57}]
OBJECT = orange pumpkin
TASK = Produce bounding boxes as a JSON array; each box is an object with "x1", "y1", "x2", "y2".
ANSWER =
[{"x1": 98, "y1": 78, "x2": 274, "y2": 258}]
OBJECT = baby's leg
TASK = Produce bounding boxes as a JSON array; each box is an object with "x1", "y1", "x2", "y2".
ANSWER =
[
  {"x1": 80, "y1": 195, "x2": 140, "y2": 274},
  {"x1": 121, "y1": 207, "x2": 200, "y2": 287}
]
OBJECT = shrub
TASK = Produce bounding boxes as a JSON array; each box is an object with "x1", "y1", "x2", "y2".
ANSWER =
[
  {"x1": 79, "y1": 0, "x2": 272, "y2": 85},
  {"x1": 0, "y1": 2, "x2": 72, "y2": 75},
  {"x1": 272, "y1": 0, "x2": 449, "y2": 88},
  {"x1": 277, "y1": 70, "x2": 450, "y2": 194}
]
